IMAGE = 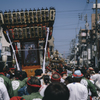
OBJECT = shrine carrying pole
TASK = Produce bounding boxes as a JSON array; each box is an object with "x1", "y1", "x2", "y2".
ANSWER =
[
  {"x1": 42, "y1": 27, "x2": 49, "y2": 73},
  {"x1": 6, "y1": 30, "x2": 20, "y2": 70}
]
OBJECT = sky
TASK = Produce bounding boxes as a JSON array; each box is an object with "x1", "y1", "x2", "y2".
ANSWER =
[{"x1": 0, "y1": 0, "x2": 96, "y2": 58}]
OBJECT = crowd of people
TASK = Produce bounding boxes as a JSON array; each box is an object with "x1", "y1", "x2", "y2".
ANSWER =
[{"x1": 0, "y1": 62, "x2": 100, "y2": 100}]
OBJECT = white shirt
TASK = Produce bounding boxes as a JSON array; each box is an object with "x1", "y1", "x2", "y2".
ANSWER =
[
  {"x1": 80, "y1": 79, "x2": 88, "y2": 88},
  {"x1": 39, "y1": 84, "x2": 48, "y2": 97},
  {"x1": 0, "y1": 82, "x2": 10, "y2": 100},
  {"x1": 67, "y1": 82, "x2": 88, "y2": 100},
  {"x1": 60, "y1": 78, "x2": 65, "y2": 83},
  {"x1": 90, "y1": 74, "x2": 100, "y2": 83}
]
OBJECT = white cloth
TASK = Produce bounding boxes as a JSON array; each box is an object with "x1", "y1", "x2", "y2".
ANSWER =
[
  {"x1": 39, "y1": 84, "x2": 48, "y2": 97},
  {"x1": 80, "y1": 79, "x2": 88, "y2": 88},
  {"x1": 11, "y1": 80, "x2": 20, "y2": 90},
  {"x1": 0, "y1": 82, "x2": 10, "y2": 100},
  {"x1": 47, "y1": 72, "x2": 52, "y2": 76},
  {"x1": 81, "y1": 79, "x2": 96, "y2": 100},
  {"x1": 67, "y1": 82, "x2": 88, "y2": 100},
  {"x1": 90, "y1": 74, "x2": 100, "y2": 83},
  {"x1": 80, "y1": 79, "x2": 92, "y2": 96},
  {"x1": 90, "y1": 79, "x2": 94, "y2": 84},
  {"x1": 60, "y1": 78, "x2": 65, "y2": 83},
  {"x1": 40, "y1": 79, "x2": 43, "y2": 85}
]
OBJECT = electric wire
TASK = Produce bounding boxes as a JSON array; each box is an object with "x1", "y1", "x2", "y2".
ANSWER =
[
  {"x1": 56, "y1": 9, "x2": 92, "y2": 13},
  {"x1": 65, "y1": 1, "x2": 90, "y2": 56}
]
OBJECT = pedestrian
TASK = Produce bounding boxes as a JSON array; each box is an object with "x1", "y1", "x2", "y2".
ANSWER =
[
  {"x1": 67, "y1": 70, "x2": 88, "y2": 100},
  {"x1": 35, "y1": 69, "x2": 45, "y2": 86},
  {"x1": 0, "y1": 62, "x2": 14, "y2": 97},
  {"x1": 35, "y1": 69, "x2": 43, "y2": 79},
  {"x1": 67, "y1": 66, "x2": 75, "y2": 77},
  {"x1": 90, "y1": 67, "x2": 100, "y2": 83},
  {"x1": 0, "y1": 82, "x2": 10, "y2": 100},
  {"x1": 18, "y1": 71, "x2": 29, "y2": 96},
  {"x1": 11, "y1": 71, "x2": 26, "y2": 96},
  {"x1": 88, "y1": 67, "x2": 94, "y2": 75},
  {"x1": 80, "y1": 68, "x2": 98, "y2": 99},
  {"x1": 42, "y1": 82, "x2": 70, "y2": 100},
  {"x1": 51, "y1": 68, "x2": 57, "y2": 74},
  {"x1": 51, "y1": 73, "x2": 61, "y2": 83},
  {"x1": 22, "y1": 76, "x2": 42, "y2": 100},
  {"x1": 39, "y1": 75, "x2": 50, "y2": 97},
  {"x1": 7, "y1": 67, "x2": 16, "y2": 80},
  {"x1": 60, "y1": 70, "x2": 67, "y2": 83}
]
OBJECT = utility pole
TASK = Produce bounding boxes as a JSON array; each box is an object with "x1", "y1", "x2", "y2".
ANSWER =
[
  {"x1": 85, "y1": 14, "x2": 90, "y2": 67},
  {"x1": 95, "y1": 0, "x2": 98, "y2": 67}
]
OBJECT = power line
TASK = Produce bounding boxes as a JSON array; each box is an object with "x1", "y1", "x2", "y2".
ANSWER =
[
  {"x1": 54, "y1": 1, "x2": 94, "y2": 55},
  {"x1": 53, "y1": 18, "x2": 95, "y2": 28},
  {"x1": 56, "y1": 9, "x2": 92, "y2": 13},
  {"x1": 75, "y1": 1, "x2": 89, "y2": 35},
  {"x1": 54, "y1": 28, "x2": 79, "y2": 30},
  {"x1": 54, "y1": 40, "x2": 71, "y2": 42}
]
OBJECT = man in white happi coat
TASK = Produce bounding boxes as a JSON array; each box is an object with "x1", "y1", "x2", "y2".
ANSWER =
[
  {"x1": 90, "y1": 68, "x2": 100, "y2": 83},
  {"x1": 0, "y1": 82, "x2": 10, "y2": 100},
  {"x1": 67, "y1": 70, "x2": 88, "y2": 100}
]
